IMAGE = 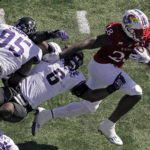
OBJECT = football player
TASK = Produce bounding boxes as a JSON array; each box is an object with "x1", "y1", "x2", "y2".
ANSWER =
[
  {"x1": 0, "y1": 17, "x2": 43, "y2": 80},
  {"x1": 40, "y1": 9, "x2": 150, "y2": 145},
  {"x1": 0, "y1": 17, "x2": 69, "y2": 85},
  {"x1": 0, "y1": 131, "x2": 19, "y2": 150},
  {"x1": 0, "y1": 42, "x2": 125, "y2": 127},
  {"x1": 0, "y1": 16, "x2": 71, "y2": 123}
]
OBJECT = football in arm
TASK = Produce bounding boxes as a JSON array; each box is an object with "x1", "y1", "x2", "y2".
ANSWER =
[
  {"x1": 130, "y1": 46, "x2": 150, "y2": 63},
  {"x1": 134, "y1": 46, "x2": 150, "y2": 55}
]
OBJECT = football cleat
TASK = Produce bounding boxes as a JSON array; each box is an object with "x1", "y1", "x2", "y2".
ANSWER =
[
  {"x1": 98, "y1": 119, "x2": 123, "y2": 146},
  {"x1": 32, "y1": 107, "x2": 52, "y2": 136}
]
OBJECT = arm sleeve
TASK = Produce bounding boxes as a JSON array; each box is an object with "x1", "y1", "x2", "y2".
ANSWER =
[{"x1": 29, "y1": 31, "x2": 57, "y2": 44}]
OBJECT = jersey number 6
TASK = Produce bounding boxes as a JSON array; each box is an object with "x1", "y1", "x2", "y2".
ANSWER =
[{"x1": 46, "y1": 68, "x2": 65, "y2": 85}]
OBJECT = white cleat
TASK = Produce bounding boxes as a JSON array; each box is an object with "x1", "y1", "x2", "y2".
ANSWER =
[
  {"x1": 32, "y1": 107, "x2": 52, "y2": 136},
  {"x1": 98, "y1": 119, "x2": 123, "y2": 146}
]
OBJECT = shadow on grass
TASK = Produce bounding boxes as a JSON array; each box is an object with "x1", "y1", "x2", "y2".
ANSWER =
[{"x1": 17, "y1": 141, "x2": 58, "y2": 150}]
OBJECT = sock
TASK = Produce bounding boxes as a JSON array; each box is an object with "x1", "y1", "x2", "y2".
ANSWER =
[
  {"x1": 101, "y1": 119, "x2": 116, "y2": 128},
  {"x1": 52, "y1": 101, "x2": 92, "y2": 118}
]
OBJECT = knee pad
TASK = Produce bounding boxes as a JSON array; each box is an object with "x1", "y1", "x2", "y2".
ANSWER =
[
  {"x1": 82, "y1": 100, "x2": 101, "y2": 113},
  {"x1": 132, "y1": 85, "x2": 143, "y2": 96}
]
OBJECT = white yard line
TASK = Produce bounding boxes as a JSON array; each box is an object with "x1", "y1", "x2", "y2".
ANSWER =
[
  {"x1": 76, "y1": 10, "x2": 90, "y2": 34},
  {"x1": 0, "y1": 8, "x2": 6, "y2": 24}
]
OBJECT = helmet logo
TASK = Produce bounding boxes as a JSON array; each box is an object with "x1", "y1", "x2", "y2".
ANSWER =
[{"x1": 123, "y1": 14, "x2": 138, "y2": 24}]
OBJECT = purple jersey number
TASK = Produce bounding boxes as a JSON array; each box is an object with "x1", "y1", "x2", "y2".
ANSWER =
[
  {"x1": 46, "y1": 68, "x2": 65, "y2": 85},
  {"x1": 0, "y1": 29, "x2": 31, "y2": 56}
]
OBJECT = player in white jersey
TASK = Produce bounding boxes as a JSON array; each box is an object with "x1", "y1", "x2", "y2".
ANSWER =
[
  {"x1": 0, "y1": 131, "x2": 19, "y2": 150},
  {"x1": 1, "y1": 17, "x2": 69, "y2": 87},
  {"x1": 0, "y1": 42, "x2": 125, "y2": 123},
  {"x1": 19, "y1": 42, "x2": 86, "y2": 109},
  {"x1": 0, "y1": 18, "x2": 43, "y2": 79}
]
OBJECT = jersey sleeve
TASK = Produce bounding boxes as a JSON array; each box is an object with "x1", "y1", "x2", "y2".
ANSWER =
[
  {"x1": 105, "y1": 23, "x2": 121, "y2": 44},
  {"x1": 29, "y1": 31, "x2": 50, "y2": 44}
]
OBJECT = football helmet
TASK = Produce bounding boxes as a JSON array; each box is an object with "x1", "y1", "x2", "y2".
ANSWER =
[
  {"x1": 14, "y1": 17, "x2": 37, "y2": 36},
  {"x1": 122, "y1": 9, "x2": 149, "y2": 41},
  {"x1": 64, "y1": 52, "x2": 84, "y2": 71}
]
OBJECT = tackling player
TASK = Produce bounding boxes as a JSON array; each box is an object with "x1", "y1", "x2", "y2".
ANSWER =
[
  {"x1": 40, "y1": 9, "x2": 150, "y2": 145},
  {"x1": 0, "y1": 42, "x2": 125, "y2": 127},
  {"x1": 0, "y1": 17, "x2": 69, "y2": 85},
  {"x1": 0, "y1": 17, "x2": 42, "y2": 80}
]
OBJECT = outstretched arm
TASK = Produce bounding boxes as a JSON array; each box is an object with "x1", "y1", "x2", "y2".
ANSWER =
[
  {"x1": 42, "y1": 34, "x2": 111, "y2": 63},
  {"x1": 60, "y1": 34, "x2": 111, "y2": 59},
  {"x1": 29, "y1": 30, "x2": 69, "y2": 44}
]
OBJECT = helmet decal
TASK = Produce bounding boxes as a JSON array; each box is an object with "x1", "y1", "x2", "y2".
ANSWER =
[
  {"x1": 123, "y1": 14, "x2": 138, "y2": 24},
  {"x1": 122, "y1": 9, "x2": 149, "y2": 41}
]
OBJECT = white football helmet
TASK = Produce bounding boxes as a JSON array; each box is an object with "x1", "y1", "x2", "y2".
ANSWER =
[{"x1": 122, "y1": 9, "x2": 149, "y2": 41}]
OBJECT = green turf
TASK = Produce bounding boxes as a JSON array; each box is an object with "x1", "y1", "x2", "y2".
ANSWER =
[{"x1": 0, "y1": 0, "x2": 150, "y2": 150}]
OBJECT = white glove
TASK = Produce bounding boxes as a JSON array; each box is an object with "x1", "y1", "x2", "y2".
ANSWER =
[
  {"x1": 129, "y1": 47, "x2": 150, "y2": 63},
  {"x1": 42, "y1": 52, "x2": 60, "y2": 63}
]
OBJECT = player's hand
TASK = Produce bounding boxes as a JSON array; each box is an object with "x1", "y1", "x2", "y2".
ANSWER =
[
  {"x1": 42, "y1": 52, "x2": 60, "y2": 63},
  {"x1": 52, "y1": 30, "x2": 69, "y2": 40},
  {"x1": 129, "y1": 47, "x2": 150, "y2": 63}
]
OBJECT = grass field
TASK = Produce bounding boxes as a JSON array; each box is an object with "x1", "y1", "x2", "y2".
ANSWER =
[{"x1": 0, "y1": 0, "x2": 150, "y2": 150}]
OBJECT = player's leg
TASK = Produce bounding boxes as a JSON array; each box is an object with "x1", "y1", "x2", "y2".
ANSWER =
[
  {"x1": 34, "y1": 70, "x2": 126, "y2": 124},
  {"x1": 32, "y1": 76, "x2": 102, "y2": 136},
  {"x1": 32, "y1": 59, "x2": 124, "y2": 135},
  {"x1": 98, "y1": 70, "x2": 142, "y2": 145},
  {"x1": 0, "y1": 87, "x2": 28, "y2": 122}
]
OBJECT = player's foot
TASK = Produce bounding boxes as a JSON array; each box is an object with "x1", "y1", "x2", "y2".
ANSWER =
[
  {"x1": 32, "y1": 107, "x2": 52, "y2": 136},
  {"x1": 98, "y1": 119, "x2": 123, "y2": 146}
]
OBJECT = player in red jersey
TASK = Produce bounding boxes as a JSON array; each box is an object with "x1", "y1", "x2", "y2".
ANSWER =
[{"x1": 40, "y1": 9, "x2": 150, "y2": 145}]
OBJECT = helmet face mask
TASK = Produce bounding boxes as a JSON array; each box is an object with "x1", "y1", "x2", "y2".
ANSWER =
[
  {"x1": 14, "y1": 17, "x2": 37, "y2": 36},
  {"x1": 122, "y1": 9, "x2": 149, "y2": 41}
]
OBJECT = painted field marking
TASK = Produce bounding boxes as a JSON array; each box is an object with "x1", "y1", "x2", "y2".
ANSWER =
[
  {"x1": 0, "y1": 8, "x2": 6, "y2": 24},
  {"x1": 76, "y1": 10, "x2": 90, "y2": 34}
]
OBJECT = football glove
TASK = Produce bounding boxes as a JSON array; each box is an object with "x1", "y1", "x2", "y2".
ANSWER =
[
  {"x1": 50, "y1": 30, "x2": 69, "y2": 40},
  {"x1": 129, "y1": 47, "x2": 150, "y2": 63}
]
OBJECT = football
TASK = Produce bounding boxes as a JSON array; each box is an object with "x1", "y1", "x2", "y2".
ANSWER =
[
  {"x1": 134, "y1": 46, "x2": 150, "y2": 56},
  {"x1": 130, "y1": 46, "x2": 150, "y2": 63}
]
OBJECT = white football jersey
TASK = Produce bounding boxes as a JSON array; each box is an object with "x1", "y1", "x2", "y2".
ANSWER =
[
  {"x1": 0, "y1": 133, "x2": 19, "y2": 150},
  {"x1": 20, "y1": 42, "x2": 86, "y2": 109},
  {"x1": 0, "y1": 24, "x2": 42, "y2": 78}
]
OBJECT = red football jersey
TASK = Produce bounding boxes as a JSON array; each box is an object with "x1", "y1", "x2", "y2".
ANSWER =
[{"x1": 94, "y1": 22, "x2": 150, "y2": 68}]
